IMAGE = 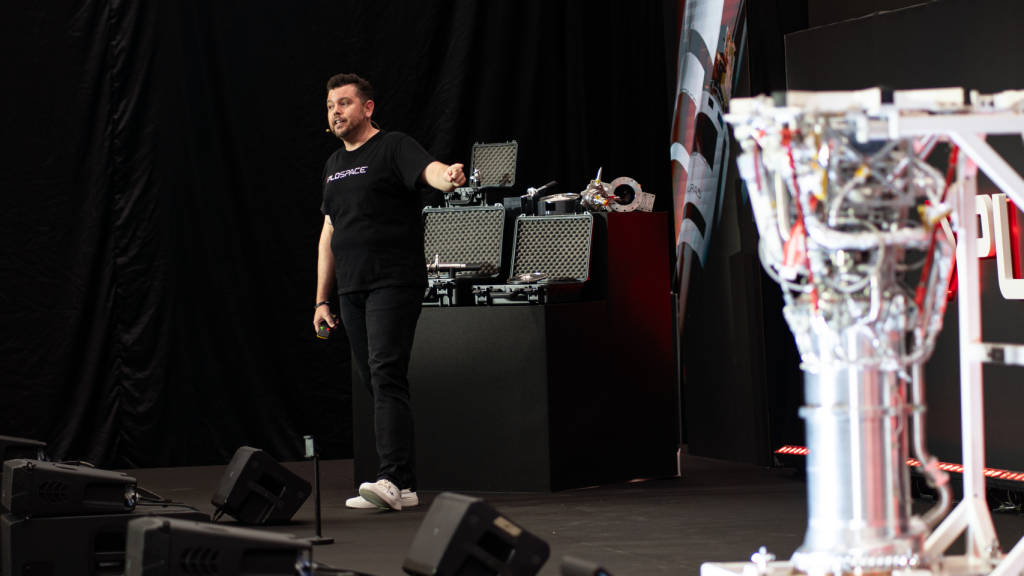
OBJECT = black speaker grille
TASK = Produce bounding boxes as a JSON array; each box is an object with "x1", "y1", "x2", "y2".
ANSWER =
[
  {"x1": 1, "y1": 464, "x2": 11, "y2": 510},
  {"x1": 1, "y1": 463, "x2": 10, "y2": 504},
  {"x1": 37, "y1": 481, "x2": 69, "y2": 504},
  {"x1": 180, "y1": 547, "x2": 220, "y2": 575},
  {"x1": 0, "y1": 513, "x2": 10, "y2": 570},
  {"x1": 471, "y1": 142, "x2": 517, "y2": 187},
  {"x1": 424, "y1": 208, "x2": 504, "y2": 277},
  {"x1": 511, "y1": 216, "x2": 593, "y2": 280}
]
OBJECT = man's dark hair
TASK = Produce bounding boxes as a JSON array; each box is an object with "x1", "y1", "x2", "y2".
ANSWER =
[{"x1": 326, "y1": 73, "x2": 374, "y2": 103}]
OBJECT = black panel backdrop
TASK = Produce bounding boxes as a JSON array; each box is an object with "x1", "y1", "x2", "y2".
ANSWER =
[
  {"x1": 1, "y1": 1, "x2": 673, "y2": 468},
  {"x1": 786, "y1": 0, "x2": 1024, "y2": 471}
]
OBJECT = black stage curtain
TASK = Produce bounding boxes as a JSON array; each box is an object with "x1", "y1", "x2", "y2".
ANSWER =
[{"x1": 1, "y1": 1, "x2": 673, "y2": 468}]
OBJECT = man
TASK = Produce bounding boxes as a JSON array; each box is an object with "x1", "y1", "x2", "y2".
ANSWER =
[{"x1": 313, "y1": 74, "x2": 465, "y2": 510}]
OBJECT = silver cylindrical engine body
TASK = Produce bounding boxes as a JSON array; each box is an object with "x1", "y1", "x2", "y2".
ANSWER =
[{"x1": 794, "y1": 331, "x2": 923, "y2": 574}]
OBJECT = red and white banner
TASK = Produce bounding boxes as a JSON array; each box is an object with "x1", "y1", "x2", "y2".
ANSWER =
[{"x1": 670, "y1": 0, "x2": 745, "y2": 280}]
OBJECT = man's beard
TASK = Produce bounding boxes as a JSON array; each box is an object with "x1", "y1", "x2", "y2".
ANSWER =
[{"x1": 335, "y1": 114, "x2": 365, "y2": 140}]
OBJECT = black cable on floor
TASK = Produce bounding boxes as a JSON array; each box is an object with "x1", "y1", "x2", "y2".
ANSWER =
[
  {"x1": 136, "y1": 501, "x2": 204, "y2": 513},
  {"x1": 52, "y1": 460, "x2": 96, "y2": 468},
  {"x1": 311, "y1": 562, "x2": 379, "y2": 576}
]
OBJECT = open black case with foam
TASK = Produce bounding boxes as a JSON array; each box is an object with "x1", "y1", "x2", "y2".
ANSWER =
[
  {"x1": 422, "y1": 205, "x2": 507, "y2": 306},
  {"x1": 445, "y1": 141, "x2": 519, "y2": 207},
  {"x1": 472, "y1": 213, "x2": 594, "y2": 305}
]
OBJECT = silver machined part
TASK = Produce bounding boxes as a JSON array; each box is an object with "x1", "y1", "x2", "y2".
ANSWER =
[
  {"x1": 580, "y1": 181, "x2": 612, "y2": 212},
  {"x1": 727, "y1": 94, "x2": 957, "y2": 573},
  {"x1": 795, "y1": 330, "x2": 922, "y2": 573},
  {"x1": 606, "y1": 176, "x2": 656, "y2": 212},
  {"x1": 911, "y1": 364, "x2": 953, "y2": 530},
  {"x1": 540, "y1": 192, "x2": 581, "y2": 203}
]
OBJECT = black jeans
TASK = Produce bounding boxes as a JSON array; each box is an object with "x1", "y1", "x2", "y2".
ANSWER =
[{"x1": 338, "y1": 285, "x2": 423, "y2": 491}]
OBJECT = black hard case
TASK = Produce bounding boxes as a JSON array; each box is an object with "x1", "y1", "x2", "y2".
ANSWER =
[
  {"x1": 446, "y1": 141, "x2": 520, "y2": 207},
  {"x1": 422, "y1": 206, "x2": 508, "y2": 306},
  {"x1": 472, "y1": 214, "x2": 594, "y2": 305}
]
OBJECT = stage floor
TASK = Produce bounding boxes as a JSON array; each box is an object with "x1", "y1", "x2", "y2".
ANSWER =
[{"x1": 126, "y1": 453, "x2": 1024, "y2": 576}]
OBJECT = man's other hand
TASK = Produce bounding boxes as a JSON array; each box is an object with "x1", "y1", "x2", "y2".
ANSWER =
[
  {"x1": 313, "y1": 305, "x2": 336, "y2": 334},
  {"x1": 445, "y1": 163, "x2": 466, "y2": 186}
]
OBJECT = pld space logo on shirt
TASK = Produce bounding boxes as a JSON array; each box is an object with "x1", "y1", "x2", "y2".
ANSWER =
[{"x1": 327, "y1": 166, "x2": 368, "y2": 183}]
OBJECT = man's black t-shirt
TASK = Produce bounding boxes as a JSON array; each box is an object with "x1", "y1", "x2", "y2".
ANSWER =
[{"x1": 321, "y1": 130, "x2": 434, "y2": 294}]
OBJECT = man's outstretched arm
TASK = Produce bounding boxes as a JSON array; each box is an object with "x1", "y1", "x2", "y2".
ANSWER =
[
  {"x1": 420, "y1": 161, "x2": 467, "y2": 192},
  {"x1": 314, "y1": 215, "x2": 336, "y2": 332}
]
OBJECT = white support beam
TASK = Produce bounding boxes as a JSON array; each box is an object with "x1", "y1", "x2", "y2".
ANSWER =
[
  {"x1": 954, "y1": 152, "x2": 999, "y2": 559},
  {"x1": 967, "y1": 342, "x2": 1024, "y2": 366},
  {"x1": 894, "y1": 114, "x2": 1024, "y2": 137},
  {"x1": 926, "y1": 499, "x2": 970, "y2": 555},
  {"x1": 948, "y1": 132, "x2": 1024, "y2": 210},
  {"x1": 988, "y1": 532, "x2": 1024, "y2": 576}
]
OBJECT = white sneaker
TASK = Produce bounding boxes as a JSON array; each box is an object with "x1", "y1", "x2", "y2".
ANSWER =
[
  {"x1": 358, "y1": 479, "x2": 403, "y2": 510},
  {"x1": 346, "y1": 489, "x2": 418, "y2": 509}
]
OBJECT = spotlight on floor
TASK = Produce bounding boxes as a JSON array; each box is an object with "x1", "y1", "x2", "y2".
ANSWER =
[
  {"x1": 126, "y1": 517, "x2": 312, "y2": 575},
  {"x1": 403, "y1": 493, "x2": 550, "y2": 576}
]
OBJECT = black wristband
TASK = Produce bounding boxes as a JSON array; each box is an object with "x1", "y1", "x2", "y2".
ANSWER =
[{"x1": 315, "y1": 301, "x2": 330, "y2": 310}]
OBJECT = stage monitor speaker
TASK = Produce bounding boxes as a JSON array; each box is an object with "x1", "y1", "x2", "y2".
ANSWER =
[
  {"x1": 211, "y1": 446, "x2": 311, "y2": 525},
  {"x1": 403, "y1": 492, "x2": 550, "y2": 576},
  {"x1": 1, "y1": 459, "x2": 136, "y2": 518},
  {"x1": 0, "y1": 435, "x2": 46, "y2": 464},
  {"x1": 125, "y1": 517, "x2": 311, "y2": 576},
  {"x1": 1, "y1": 508, "x2": 208, "y2": 576},
  {"x1": 560, "y1": 556, "x2": 615, "y2": 576},
  {"x1": 0, "y1": 436, "x2": 47, "y2": 490}
]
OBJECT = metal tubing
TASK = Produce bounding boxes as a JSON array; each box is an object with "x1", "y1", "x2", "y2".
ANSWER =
[{"x1": 910, "y1": 364, "x2": 953, "y2": 529}]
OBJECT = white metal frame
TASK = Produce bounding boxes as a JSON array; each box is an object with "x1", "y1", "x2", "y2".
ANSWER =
[
  {"x1": 705, "y1": 95, "x2": 1024, "y2": 576},
  {"x1": 864, "y1": 112, "x2": 1024, "y2": 573},
  {"x1": 910, "y1": 116, "x2": 1024, "y2": 575}
]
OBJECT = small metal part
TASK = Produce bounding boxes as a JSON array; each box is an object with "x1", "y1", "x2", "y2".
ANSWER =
[
  {"x1": 426, "y1": 254, "x2": 484, "y2": 277},
  {"x1": 445, "y1": 186, "x2": 485, "y2": 207},
  {"x1": 539, "y1": 192, "x2": 581, "y2": 216},
  {"x1": 529, "y1": 181, "x2": 557, "y2": 196},
  {"x1": 522, "y1": 181, "x2": 558, "y2": 216},
  {"x1": 540, "y1": 193, "x2": 580, "y2": 203},
  {"x1": 469, "y1": 168, "x2": 482, "y2": 188},
  {"x1": 750, "y1": 547, "x2": 775, "y2": 575},
  {"x1": 990, "y1": 347, "x2": 1006, "y2": 363},
  {"x1": 579, "y1": 173, "x2": 655, "y2": 213},
  {"x1": 508, "y1": 272, "x2": 547, "y2": 284},
  {"x1": 580, "y1": 181, "x2": 613, "y2": 212}
]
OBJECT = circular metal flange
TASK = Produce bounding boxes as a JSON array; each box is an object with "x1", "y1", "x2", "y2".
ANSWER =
[{"x1": 607, "y1": 177, "x2": 643, "y2": 212}]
